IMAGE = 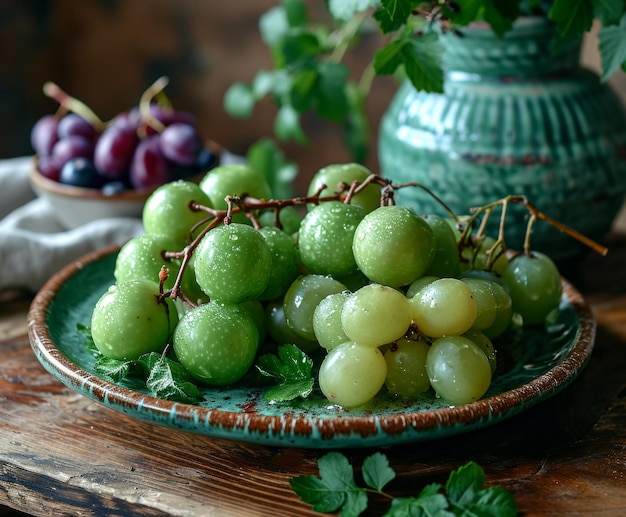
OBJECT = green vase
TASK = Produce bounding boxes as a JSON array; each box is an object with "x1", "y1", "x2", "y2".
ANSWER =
[{"x1": 378, "y1": 18, "x2": 626, "y2": 261}]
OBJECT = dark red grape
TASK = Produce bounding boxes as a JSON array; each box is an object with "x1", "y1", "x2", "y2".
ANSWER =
[
  {"x1": 37, "y1": 155, "x2": 62, "y2": 181},
  {"x1": 94, "y1": 119, "x2": 138, "y2": 178},
  {"x1": 150, "y1": 105, "x2": 196, "y2": 128},
  {"x1": 57, "y1": 113, "x2": 99, "y2": 143},
  {"x1": 130, "y1": 135, "x2": 172, "y2": 189},
  {"x1": 158, "y1": 123, "x2": 202, "y2": 166},
  {"x1": 59, "y1": 158, "x2": 105, "y2": 188},
  {"x1": 51, "y1": 135, "x2": 94, "y2": 164},
  {"x1": 31, "y1": 115, "x2": 59, "y2": 156}
]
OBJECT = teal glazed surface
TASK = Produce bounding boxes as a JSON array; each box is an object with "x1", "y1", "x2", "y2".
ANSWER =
[
  {"x1": 378, "y1": 18, "x2": 626, "y2": 260},
  {"x1": 28, "y1": 247, "x2": 596, "y2": 449}
]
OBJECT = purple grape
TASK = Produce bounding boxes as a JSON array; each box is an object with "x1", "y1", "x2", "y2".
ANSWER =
[
  {"x1": 51, "y1": 135, "x2": 94, "y2": 165},
  {"x1": 130, "y1": 135, "x2": 172, "y2": 189},
  {"x1": 57, "y1": 113, "x2": 99, "y2": 143},
  {"x1": 158, "y1": 123, "x2": 202, "y2": 166},
  {"x1": 31, "y1": 115, "x2": 59, "y2": 156},
  {"x1": 37, "y1": 155, "x2": 62, "y2": 182},
  {"x1": 150, "y1": 105, "x2": 196, "y2": 128},
  {"x1": 59, "y1": 158, "x2": 105, "y2": 188},
  {"x1": 94, "y1": 119, "x2": 139, "y2": 178}
]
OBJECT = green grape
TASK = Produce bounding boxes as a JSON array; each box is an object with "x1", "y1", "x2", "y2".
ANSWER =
[
  {"x1": 91, "y1": 279, "x2": 178, "y2": 360},
  {"x1": 114, "y1": 233, "x2": 181, "y2": 290},
  {"x1": 258, "y1": 206, "x2": 302, "y2": 236},
  {"x1": 426, "y1": 335, "x2": 492, "y2": 405},
  {"x1": 265, "y1": 301, "x2": 320, "y2": 354},
  {"x1": 318, "y1": 341, "x2": 387, "y2": 408},
  {"x1": 283, "y1": 275, "x2": 347, "y2": 341},
  {"x1": 199, "y1": 164, "x2": 272, "y2": 225},
  {"x1": 410, "y1": 278, "x2": 478, "y2": 338},
  {"x1": 194, "y1": 223, "x2": 271, "y2": 304},
  {"x1": 460, "y1": 278, "x2": 497, "y2": 331},
  {"x1": 240, "y1": 298, "x2": 268, "y2": 345},
  {"x1": 142, "y1": 180, "x2": 212, "y2": 246},
  {"x1": 258, "y1": 226, "x2": 299, "y2": 301},
  {"x1": 341, "y1": 283, "x2": 413, "y2": 347},
  {"x1": 335, "y1": 269, "x2": 370, "y2": 292},
  {"x1": 421, "y1": 214, "x2": 462, "y2": 278},
  {"x1": 502, "y1": 251, "x2": 563, "y2": 326},
  {"x1": 481, "y1": 280, "x2": 513, "y2": 339},
  {"x1": 406, "y1": 275, "x2": 440, "y2": 299},
  {"x1": 352, "y1": 206, "x2": 436, "y2": 288},
  {"x1": 173, "y1": 301, "x2": 259, "y2": 386},
  {"x1": 307, "y1": 162, "x2": 381, "y2": 213},
  {"x1": 462, "y1": 329, "x2": 497, "y2": 374},
  {"x1": 312, "y1": 292, "x2": 351, "y2": 350},
  {"x1": 460, "y1": 235, "x2": 509, "y2": 275},
  {"x1": 384, "y1": 336, "x2": 431, "y2": 397},
  {"x1": 298, "y1": 201, "x2": 366, "y2": 277}
]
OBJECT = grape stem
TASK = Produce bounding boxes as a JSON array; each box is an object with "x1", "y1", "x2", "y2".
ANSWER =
[
  {"x1": 42, "y1": 82, "x2": 106, "y2": 132},
  {"x1": 138, "y1": 76, "x2": 170, "y2": 137},
  {"x1": 159, "y1": 182, "x2": 608, "y2": 307}
]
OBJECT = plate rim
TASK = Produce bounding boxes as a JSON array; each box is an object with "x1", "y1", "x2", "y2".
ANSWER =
[{"x1": 27, "y1": 245, "x2": 597, "y2": 448}]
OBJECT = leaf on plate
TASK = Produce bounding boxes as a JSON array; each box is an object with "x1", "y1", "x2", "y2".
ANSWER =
[
  {"x1": 139, "y1": 352, "x2": 204, "y2": 404},
  {"x1": 94, "y1": 356, "x2": 139, "y2": 382},
  {"x1": 256, "y1": 344, "x2": 315, "y2": 402}
]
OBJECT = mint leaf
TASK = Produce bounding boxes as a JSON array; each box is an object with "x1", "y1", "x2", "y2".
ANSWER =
[
  {"x1": 386, "y1": 486, "x2": 452, "y2": 517},
  {"x1": 77, "y1": 323, "x2": 98, "y2": 353},
  {"x1": 223, "y1": 82, "x2": 255, "y2": 118},
  {"x1": 290, "y1": 452, "x2": 368, "y2": 516},
  {"x1": 329, "y1": 0, "x2": 379, "y2": 22},
  {"x1": 362, "y1": 452, "x2": 396, "y2": 492},
  {"x1": 446, "y1": 461, "x2": 485, "y2": 506},
  {"x1": 548, "y1": 0, "x2": 594, "y2": 39},
  {"x1": 94, "y1": 356, "x2": 139, "y2": 382},
  {"x1": 473, "y1": 486, "x2": 519, "y2": 516},
  {"x1": 257, "y1": 344, "x2": 315, "y2": 402},
  {"x1": 139, "y1": 352, "x2": 204, "y2": 404},
  {"x1": 599, "y1": 13, "x2": 626, "y2": 81},
  {"x1": 374, "y1": 0, "x2": 418, "y2": 33}
]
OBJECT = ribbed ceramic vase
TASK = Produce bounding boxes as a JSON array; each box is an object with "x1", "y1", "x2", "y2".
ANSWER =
[{"x1": 378, "y1": 18, "x2": 626, "y2": 260}]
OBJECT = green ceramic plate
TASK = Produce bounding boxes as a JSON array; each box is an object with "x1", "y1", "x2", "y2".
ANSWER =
[{"x1": 28, "y1": 246, "x2": 596, "y2": 449}]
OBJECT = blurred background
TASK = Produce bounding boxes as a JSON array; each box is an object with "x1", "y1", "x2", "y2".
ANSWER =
[{"x1": 2, "y1": 0, "x2": 624, "y2": 195}]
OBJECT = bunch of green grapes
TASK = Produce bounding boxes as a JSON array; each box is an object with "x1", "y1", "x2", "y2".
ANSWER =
[{"x1": 89, "y1": 161, "x2": 568, "y2": 407}]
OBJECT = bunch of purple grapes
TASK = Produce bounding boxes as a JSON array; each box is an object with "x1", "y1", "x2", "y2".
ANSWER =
[{"x1": 31, "y1": 105, "x2": 219, "y2": 193}]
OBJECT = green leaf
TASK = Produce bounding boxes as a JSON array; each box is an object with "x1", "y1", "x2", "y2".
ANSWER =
[
  {"x1": 373, "y1": 38, "x2": 406, "y2": 74},
  {"x1": 257, "y1": 344, "x2": 315, "y2": 402},
  {"x1": 260, "y1": 6, "x2": 290, "y2": 47},
  {"x1": 290, "y1": 453, "x2": 368, "y2": 516},
  {"x1": 314, "y1": 61, "x2": 350, "y2": 121},
  {"x1": 385, "y1": 493, "x2": 452, "y2": 517},
  {"x1": 593, "y1": 0, "x2": 624, "y2": 25},
  {"x1": 548, "y1": 0, "x2": 594, "y2": 39},
  {"x1": 362, "y1": 452, "x2": 396, "y2": 492},
  {"x1": 76, "y1": 323, "x2": 98, "y2": 353},
  {"x1": 401, "y1": 33, "x2": 444, "y2": 93},
  {"x1": 94, "y1": 356, "x2": 138, "y2": 382},
  {"x1": 290, "y1": 67, "x2": 319, "y2": 112},
  {"x1": 472, "y1": 486, "x2": 519, "y2": 517},
  {"x1": 281, "y1": 32, "x2": 324, "y2": 67},
  {"x1": 373, "y1": 0, "x2": 418, "y2": 33},
  {"x1": 329, "y1": 0, "x2": 380, "y2": 22},
  {"x1": 283, "y1": 0, "x2": 308, "y2": 27},
  {"x1": 483, "y1": 0, "x2": 523, "y2": 36},
  {"x1": 223, "y1": 82, "x2": 255, "y2": 118},
  {"x1": 445, "y1": 461, "x2": 485, "y2": 506},
  {"x1": 599, "y1": 13, "x2": 626, "y2": 82},
  {"x1": 252, "y1": 70, "x2": 277, "y2": 98},
  {"x1": 274, "y1": 104, "x2": 307, "y2": 143},
  {"x1": 138, "y1": 352, "x2": 203, "y2": 404},
  {"x1": 343, "y1": 83, "x2": 370, "y2": 163},
  {"x1": 443, "y1": 0, "x2": 483, "y2": 26},
  {"x1": 246, "y1": 138, "x2": 298, "y2": 199}
]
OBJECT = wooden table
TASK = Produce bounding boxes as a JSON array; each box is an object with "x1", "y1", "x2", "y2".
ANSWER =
[{"x1": 2, "y1": 212, "x2": 626, "y2": 516}]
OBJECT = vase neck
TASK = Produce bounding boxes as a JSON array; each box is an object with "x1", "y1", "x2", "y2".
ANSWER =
[{"x1": 440, "y1": 17, "x2": 581, "y2": 78}]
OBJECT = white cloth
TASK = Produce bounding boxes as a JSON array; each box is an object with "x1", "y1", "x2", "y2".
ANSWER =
[{"x1": 0, "y1": 157, "x2": 144, "y2": 292}]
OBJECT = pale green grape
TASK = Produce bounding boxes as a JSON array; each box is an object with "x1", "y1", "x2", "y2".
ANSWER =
[
  {"x1": 482, "y1": 280, "x2": 513, "y2": 339},
  {"x1": 406, "y1": 275, "x2": 440, "y2": 299},
  {"x1": 173, "y1": 301, "x2": 259, "y2": 386},
  {"x1": 298, "y1": 201, "x2": 366, "y2": 277},
  {"x1": 142, "y1": 180, "x2": 212, "y2": 246},
  {"x1": 461, "y1": 278, "x2": 497, "y2": 331},
  {"x1": 341, "y1": 283, "x2": 413, "y2": 347},
  {"x1": 194, "y1": 223, "x2": 272, "y2": 304},
  {"x1": 258, "y1": 226, "x2": 299, "y2": 301},
  {"x1": 426, "y1": 335, "x2": 491, "y2": 405},
  {"x1": 384, "y1": 337, "x2": 431, "y2": 397},
  {"x1": 199, "y1": 164, "x2": 272, "y2": 225},
  {"x1": 307, "y1": 162, "x2": 381, "y2": 213},
  {"x1": 462, "y1": 329, "x2": 497, "y2": 374},
  {"x1": 283, "y1": 275, "x2": 347, "y2": 341},
  {"x1": 502, "y1": 251, "x2": 562, "y2": 326},
  {"x1": 91, "y1": 279, "x2": 178, "y2": 360},
  {"x1": 318, "y1": 341, "x2": 387, "y2": 408},
  {"x1": 410, "y1": 278, "x2": 477, "y2": 338},
  {"x1": 422, "y1": 214, "x2": 461, "y2": 278},
  {"x1": 460, "y1": 235, "x2": 509, "y2": 274},
  {"x1": 265, "y1": 301, "x2": 320, "y2": 354},
  {"x1": 312, "y1": 292, "x2": 351, "y2": 350},
  {"x1": 352, "y1": 206, "x2": 436, "y2": 288}
]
